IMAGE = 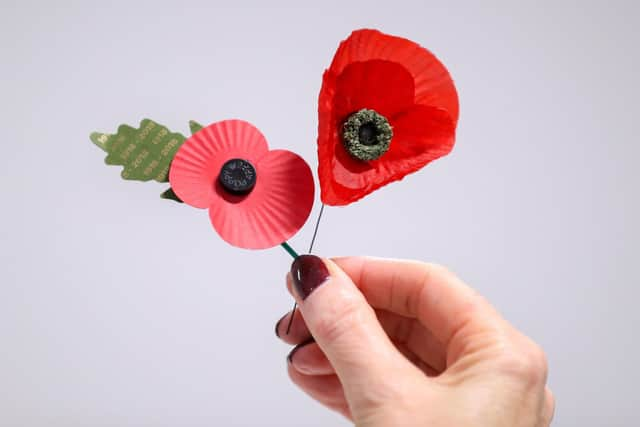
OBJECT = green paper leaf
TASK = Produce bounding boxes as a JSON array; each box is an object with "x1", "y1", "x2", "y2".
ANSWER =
[
  {"x1": 189, "y1": 120, "x2": 204, "y2": 135},
  {"x1": 158, "y1": 120, "x2": 204, "y2": 202},
  {"x1": 160, "y1": 187, "x2": 183, "y2": 203},
  {"x1": 90, "y1": 119, "x2": 186, "y2": 183},
  {"x1": 159, "y1": 120, "x2": 204, "y2": 202}
]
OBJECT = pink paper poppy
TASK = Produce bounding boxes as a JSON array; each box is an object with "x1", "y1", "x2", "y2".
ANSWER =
[{"x1": 169, "y1": 120, "x2": 314, "y2": 249}]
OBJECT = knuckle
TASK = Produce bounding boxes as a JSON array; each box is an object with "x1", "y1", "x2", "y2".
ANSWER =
[
  {"x1": 421, "y1": 262, "x2": 479, "y2": 301},
  {"x1": 423, "y1": 262, "x2": 455, "y2": 280},
  {"x1": 498, "y1": 340, "x2": 549, "y2": 385},
  {"x1": 546, "y1": 388, "x2": 555, "y2": 409},
  {"x1": 545, "y1": 388, "x2": 556, "y2": 423},
  {"x1": 528, "y1": 343, "x2": 549, "y2": 380}
]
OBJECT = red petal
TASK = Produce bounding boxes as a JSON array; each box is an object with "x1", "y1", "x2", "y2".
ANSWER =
[
  {"x1": 169, "y1": 120, "x2": 269, "y2": 208},
  {"x1": 386, "y1": 105, "x2": 456, "y2": 163},
  {"x1": 209, "y1": 150, "x2": 315, "y2": 249},
  {"x1": 317, "y1": 70, "x2": 344, "y2": 206},
  {"x1": 329, "y1": 29, "x2": 459, "y2": 124},
  {"x1": 320, "y1": 105, "x2": 455, "y2": 206},
  {"x1": 334, "y1": 60, "x2": 414, "y2": 120}
]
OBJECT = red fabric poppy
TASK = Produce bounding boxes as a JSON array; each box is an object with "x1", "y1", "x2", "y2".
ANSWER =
[
  {"x1": 318, "y1": 29, "x2": 459, "y2": 206},
  {"x1": 169, "y1": 120, "x2": 314, "y2": 249}
]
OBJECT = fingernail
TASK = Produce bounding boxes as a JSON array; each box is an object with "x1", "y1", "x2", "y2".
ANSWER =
[
  {"x1": 287, "y1": 337, "x2": 316, "y2": 364},
  {"x1": 275, "y1": 313, "x2": 287, "y2": 338},
  {"x1": 290, "y1": 255, "x2": 330, "y2": 301}
]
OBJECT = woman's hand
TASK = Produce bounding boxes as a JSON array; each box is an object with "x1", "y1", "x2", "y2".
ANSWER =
[{"x1": 275, "y1": 256, "x2": 554, "y2": 426}]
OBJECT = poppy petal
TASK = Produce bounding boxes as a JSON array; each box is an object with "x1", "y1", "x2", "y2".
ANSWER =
[
  {"x1": 317, "y1": 70, "x2": 345, "y2": 205},
  {"x1": 208, "y1": 150, "x2": 314, "y2": 249},
  {"x1": 384, "y1": 104, "x2": 456, "y2": 163},
  {"x1": 169, "y1": 120, "x2": 269, "y2": 208},
  {"x1": 334, "y1": 60, "x2": 414, "y2": 120},
  {"x1": 320, "y1": 105, "x2": 455, "y2": 206},
  {"x1": 329, "y1": 29, "x2": 459, "y2": 124}
]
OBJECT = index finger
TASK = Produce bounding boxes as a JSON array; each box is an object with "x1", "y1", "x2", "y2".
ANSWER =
[{"x1": 332, "y1": 256, "x2": 504, "y2": 348}]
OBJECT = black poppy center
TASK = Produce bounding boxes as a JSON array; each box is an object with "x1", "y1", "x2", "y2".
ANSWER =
[
  {"x1": 358, "y1": 122, "x2": 379, "y2": 146},
  {"x1": 342, "y1": 109, "x2": 393, "y2": 161},
  {"x1": 218, "y1": 158, "x2": 257, "y2": 195}
]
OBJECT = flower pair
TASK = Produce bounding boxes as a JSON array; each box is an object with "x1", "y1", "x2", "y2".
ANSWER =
[{"x1": 169, "y1": 29, "x2": 458, "y2": 249}]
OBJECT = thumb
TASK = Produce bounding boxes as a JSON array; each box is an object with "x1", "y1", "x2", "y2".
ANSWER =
[{"x1": 289, "y1": 255, "x2": 415, "y2": 396}]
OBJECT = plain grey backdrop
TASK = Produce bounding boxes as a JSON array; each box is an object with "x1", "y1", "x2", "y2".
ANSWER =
[{"x1": 1, "y1": 1, "x2": 638, "y2": 426}]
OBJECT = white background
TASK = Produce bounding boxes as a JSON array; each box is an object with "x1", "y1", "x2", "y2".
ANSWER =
[{"x1": 1, "y1": 1, "x2": 638, "y2": 426}]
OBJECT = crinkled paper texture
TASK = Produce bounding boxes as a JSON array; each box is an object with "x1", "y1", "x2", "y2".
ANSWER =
[
  {"x1": 170, "y1": 120, "x2": 315, "y2": 249},
  {"x1": 318, "y1": 29, "x2": 459, "y2": 206}
]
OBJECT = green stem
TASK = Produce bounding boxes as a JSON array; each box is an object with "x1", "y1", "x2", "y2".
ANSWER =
[{"x1": 280, "y1": 242, "x2": 299, "y2": 259}]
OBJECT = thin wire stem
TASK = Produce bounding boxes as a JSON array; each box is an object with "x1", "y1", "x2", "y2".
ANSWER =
[
  {"x1": 308, "y1": 203, "x2": 325, "y2": 253},
  {"x1": 286, "y1": 203, "x2": 325, "y2": 334}
]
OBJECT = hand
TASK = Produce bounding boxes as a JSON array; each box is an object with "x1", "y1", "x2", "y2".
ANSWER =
[{"x1": 275, "y1": 256, "x2": 554, "y2": 426}]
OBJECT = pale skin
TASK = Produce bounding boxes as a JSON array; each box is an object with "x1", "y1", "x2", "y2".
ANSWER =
[{"x1": 276, "y1": 257, "x2": 555, "y2": 426}]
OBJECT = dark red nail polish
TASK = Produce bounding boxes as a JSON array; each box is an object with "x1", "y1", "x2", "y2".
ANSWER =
[
  {"x1": 287, "y1": 337, "x2": 316, "y2": 363},
  {"x1": 275, "y1": 313, "x2": 287, "y2": 338},
  {"x1": 290, "y1": 255, "x2": 330, "y2": 301}
]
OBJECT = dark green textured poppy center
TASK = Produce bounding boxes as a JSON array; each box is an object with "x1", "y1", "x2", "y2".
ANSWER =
[
  {"x1": 218, "y1": 158, "x2": 256, "y2": 195},
  {"x1": 342, "y1": 109, "x2": 393, "y2": 161}
]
